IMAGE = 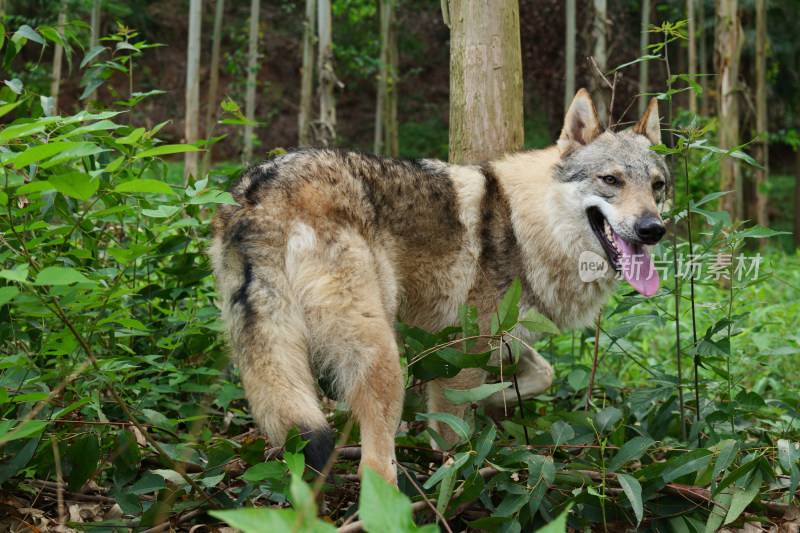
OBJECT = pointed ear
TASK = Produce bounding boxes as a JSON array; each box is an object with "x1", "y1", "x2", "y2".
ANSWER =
[
  {"x1": 633, "y1": 97, "x2": 662, "y2": 146},
  {"x1": 558, "y1": 89, "x2": 604, "y2": 155}
]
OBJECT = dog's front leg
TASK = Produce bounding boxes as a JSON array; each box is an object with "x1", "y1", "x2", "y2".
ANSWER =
[{"x1": 479, "y1": 346, "x2": 554, "y2": 408}]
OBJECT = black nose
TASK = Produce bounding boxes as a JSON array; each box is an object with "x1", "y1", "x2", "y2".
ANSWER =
[{"x1": 635, "y1": 215, "x2": 666, "y2": 244}]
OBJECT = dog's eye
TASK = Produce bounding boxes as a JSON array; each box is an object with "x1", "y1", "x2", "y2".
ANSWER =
[
  {"x1": 653, "y1": 181, "x2": 665, "y2": 191},
  {"x1": 601, "y1": 175, "x2": 617, "y2": 185}
]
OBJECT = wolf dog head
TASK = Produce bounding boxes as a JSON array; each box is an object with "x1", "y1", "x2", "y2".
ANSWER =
[{"x1": 555, "y1": 89, "x2": 669, "y2": 296}]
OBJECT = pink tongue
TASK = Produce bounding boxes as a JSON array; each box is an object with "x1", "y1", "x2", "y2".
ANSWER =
[{"x1": 612, "y1": 233, "x2": 660, "y2": 296}]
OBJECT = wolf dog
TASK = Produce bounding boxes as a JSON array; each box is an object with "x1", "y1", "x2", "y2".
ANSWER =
[{"x1": 209, "y1": 89, "x2": 669, "y2": 485}]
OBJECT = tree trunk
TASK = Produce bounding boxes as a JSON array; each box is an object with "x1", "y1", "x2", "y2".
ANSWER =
[
  {"x1": 591, "y1": 0, "x2": 607, "y2": 122},
  {"x1": 687, "y1": 0, "x2": 697, "y2": 115},
  {"x1": 202, "y1": 0, "x2": 225, "y2": 177},
  {"x1": 184, "y1": 0, "x2": 202, "y2": 184},
  {"x1": 564, "y1": 0, "x2": 575, "y2": 114},
  {"x1": 386, "y1": 5, "x2": 399, "y2": 157},
  {"x1": 753, "y1": 0, "x2": 768, "y2": 236},
  {"x1": 699, "y1": 0, "x2": 708, "y2": 112},
  {"x1": 448, "y1": 0, "x2": 524, "y2": 165},
  {"x1": 638, "y1": 0, "x2": 650, "y2": 116},
  {"x1": 50, "y1": 0, "x2": 67, "y2": 115},
  {"x1": 374, "y1": 0, "x2": 390, "y2": 154},
  {"x1": 317, "y1": 0, "x2": 338, "y2": 146},
  {"x1": 298, "y1": 0, "x2": 316, "y2": 147},
  {"x1": 244, "y1": 0, "x2": 260, "y2": 161},
  {"x1": 715, "y1": 0, "x2": 743, "y2": 222},
  {"x1": 88, "y1": 0, "x2": 101, "y2": 104}
]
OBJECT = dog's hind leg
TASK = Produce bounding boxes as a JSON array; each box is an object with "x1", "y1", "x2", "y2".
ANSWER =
[
  {"x1": 236, "y1": 327, "x2": 333, "y2": 475},
  {"x1": 288, "y1": 225, "x2": 404, "y2": 485},
  {"x1": 217, "y1": 247, "x2": 333, "y2": 477}
]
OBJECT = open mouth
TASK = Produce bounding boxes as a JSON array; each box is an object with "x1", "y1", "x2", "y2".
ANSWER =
[{"x1": 586, "y1": 207, "x2": 660, "y2": 296}]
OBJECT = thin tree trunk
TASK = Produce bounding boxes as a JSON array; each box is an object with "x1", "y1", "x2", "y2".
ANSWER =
[
  {"x1": 50, "y1": 0, "x2": 67, "y2": 115},
  {"x1": 753, "y1": 0, "x2": 768, "y2": 235},
  {"x1": 88, "y1": 0, "x2": 101, "y2": 104},
  {"x1": 201, "y1": 0, "x2": 225, "y2": 177},
  {"x1": 244, "y1": 0, "x2": 260, "y2": 160},
  {"x1": 565, "y1": 0, "x2": 575, "y2": 114},
  {"x1": 386, "y1": 5, "x2": 399, "y2": 157},
  {"x1": 317, "y1": 0, "x2": 337, "y2": 146},
  {"x1": 592, "y1": 0, "x2": 607, "y2": 122},
  {"x1": 298, "y1": 0, "x2": 316, "y2": 147},
  {"x1": 715, "y1": 0, "x2": 743, "y2": 221},
  {"x1": 448, "y1": 0, "x2": 523, "y2": 164},
  {"x1": 687, "y1": 0, "x2": 697, "y2": 115},
  {"x1": 184, "y1": 0, "x2": 202, "y2": 184},
  {"x1": 374, "y1": 0, "x2": 390, "y2": 154},
  {"x1": 639, "y1": 0, "x2": 650, "y2": 116},
  {"x1": 699, "y1": 0, "x2": 708, "y2": 112}
]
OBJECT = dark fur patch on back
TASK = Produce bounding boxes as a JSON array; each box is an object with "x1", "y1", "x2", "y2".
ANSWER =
[
  {"x1": 241, "y1": 164, "x2": 279, "y2": 206},
  {"x1": 297, "y1": 425, "x2": 334, "y2": 477},
  {"x1": 231, "y1": 260, "x2": 253, "y2": 309},
  {"x1": 478, "y1": 165, "x2": 524, "y2": 292}
]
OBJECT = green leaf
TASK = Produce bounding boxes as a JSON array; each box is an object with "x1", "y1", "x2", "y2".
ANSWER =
[
  {"x1": 188, "y1": 189, "x2": 239, "y2": 205},
  {"x1": 491, "y1": 278, "x2": 521, "y2": 335},
  {"x1": 0, "y1": 266, "x2": 29, "y2": 283},
  {"x1": 596, "y1": 406, "x2": 622, "y2": 432},
  {"x1": 550, "y1": 420, "x2": 574, "y2": 447},
  {"x1": 0, "y1": 286, "x2": 20, "y2": 307},
  {"x1": 80, "y1": 45, "x2": 106, "y2": 68},
  {"x1": 361, "y1": 467, "x2": 438, "y2": 533},
  {"x1": 48, "y1": 172, "x2": 100, "y2": 201},
  {"x1": 141, "y1": 205, "x2": 181, "y2": 218},
  {"x1": 705, "y1": 490, "x2": 733, "y2": 533},
  {"x1": 724, "y1": 469, "x2": 762, "y2": 525},
  {"x1": 4, "y1": 78, "x2": 22, "y2": 94},
  {"x1": 710, "y1": 440, "x2": 739, "y2": 496},
  {"x1": 661, "y1": 449, "x2": 713, "y2": 483},
  {"x1": 209, "y1": 507, "x2": 336, "y2": 533},
  {"x1": 67, "y1": 434, "x2": 100, "y2": 492},
  {"x1": 129, "y1": 472, "x2": 168, "y2": 495},
  {"x1": 135, "y1": 144, "x2": 202, "y2": 158},
  {"x1": 114, "y1": 179, "x2": 174, "y2": 195},
  {"x1": 287, "y1": 473, "x2": 321, "y2": 528},
  {"x1": 519, "y1": 308, "x2": 559, "y2": 335},
  {"x1": 284, "y1": 452, "x2": 305, "y2": 477},
  {"x1": 607, "y1": 436, "x2": 655, "y2": 473},
  {"x1": 116, "y1": 127, "x2": 145, "y2": 145},
  {"x1": 616, "y1": 473, "x2": 643, "y2": 526},
  {"x1": 732, "y1": 225, "x2": 790, "y2": 240},
  {"x1": 241, "y1": 462, "x2": 287, "y2": 483},
  {"x1": 0, "y1": 420, "x2": 48, "y2": 444},
  {"x1": 423, "y1": 451, "x2": 470, "y2": 490},
  {"x1": 417, "y1": 413, "x2": 471, "y2": 443},
  {"x1": 33, "y1": 266, "x2": 95, "y2": 286},
  {"x1": 442, "y1": 382, "x2": 511, "y2": 405},
  {"x1": 11, "y1": 142, "x2": 86, "y2": 167},
  {"x1": 14, "y1": 24, "x2": 45, "y2": 46},
  {"x1": 533, "y1": 504, "x2": 572, "y2": 533},
  {"x1": 713, "y1": 459, "x2": 759, "y2": 497}
]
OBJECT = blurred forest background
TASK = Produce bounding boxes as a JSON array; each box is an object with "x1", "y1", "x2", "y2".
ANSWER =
[{"x1": 4, "y1": 0, "x2": 800, "y2": 248}]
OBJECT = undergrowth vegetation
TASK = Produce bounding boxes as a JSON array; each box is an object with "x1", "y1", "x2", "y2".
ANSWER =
[{"x1": 0, "y1": 19, "x2": 798, "y2": 533}]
